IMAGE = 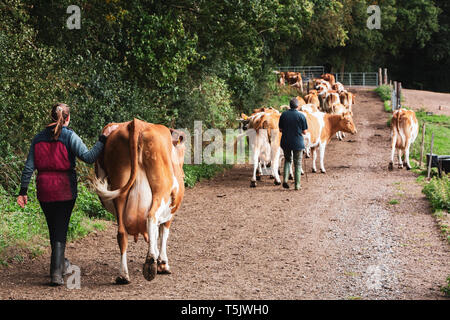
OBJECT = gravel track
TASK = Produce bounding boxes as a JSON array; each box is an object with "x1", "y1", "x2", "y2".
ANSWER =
[{"x1": 0, "y1": 89, "x2": 448, "y2": 300}]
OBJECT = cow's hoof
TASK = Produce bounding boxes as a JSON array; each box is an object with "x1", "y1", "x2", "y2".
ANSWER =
[
  {"x1": 388, "y1": 162, "x2": 393, "y2": 171},
  {"x1": 312, "y1": 169, "x2": 317, "y2": 173},
  {"x1": 115, "y1": 276, "x2": 130, "y2": 285},
  {"x1": 289, "y1": 174, "x2": 294, "y2": 180},
  {"x1": 157, "y1": 260, "x2": 172, "y2": 275},
  {"x1": 250, "y1": 181, "x2": 257, "y2": 188},
  {"x1": 256, "y1": 175, "x2": 261, "y2": 181},
  {"x1": 282, "y1": 182, "x2": 290, "y2": 189},
  {"x1": 269, "y1": 175, "x2": 274, "y2": 179},
  {"x1": 143, "y1": 257, "x2": 157, "y2": 281},
  {"x1": 274, "y1": 180, "x2": 281, "y2": 186},
  {"x1": 406, "y1": 166, "x2": 411, "y2": 171},
  {"x1": 320, "y1": 169, "x2": 326, "y2": 174}
]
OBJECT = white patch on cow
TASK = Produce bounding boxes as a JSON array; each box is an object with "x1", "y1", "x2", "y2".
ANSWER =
[
  {"x1": 155, "y1": 198, "x2": 173, "y2": 225},
  {"x1": 125, "y1": 167, "x2": 152, "y2": 224},
  {"x1": 159, "y1": 225, "x2": 170, "y2": 267},
  {"x1": 119, "y1": 251, "x2": 129, "y2": 280}
]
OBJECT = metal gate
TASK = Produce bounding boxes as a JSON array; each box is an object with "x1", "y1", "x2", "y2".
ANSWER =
[
  {"x1": 334, "y1": 72, "x2": 378, "y2": 87},
  {"x1": 276, "y1": 66, "x2": 324, "y2": 82}
]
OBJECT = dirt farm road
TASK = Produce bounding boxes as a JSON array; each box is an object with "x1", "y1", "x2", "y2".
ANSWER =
[{"x1": 0, "y1": 89, "x2": 449, "y2": 300}]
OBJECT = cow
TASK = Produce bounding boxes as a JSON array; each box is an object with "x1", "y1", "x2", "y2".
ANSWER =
[
  {"x1": 239, "y1": 109, "x2": 282, "y2": 187},
  {"x1": 339, "y1": 91, "x2": 356, "y2": 113},
  {"x1": 332, "y1": 82, "x2": 345, "y2": 93},
  {"x1": 388, "y1": 108, "x2": 419, "y2": 171},
  {"x1": 323, "y1": 90, "x2": 341, "y2": 113},
  {"x1": 329, "y1": 103, "x2": 350, "y2": 141},
  {"x1": 275, "y1": 71, "x2": 285, "y2": 86},
  {"x1": 304, "y1": 90, "x2": 320, "y2": 110},
  {"x1": 295, "y1": 96, "x2": 307, "y2": 106},
  {"x1": 300, "y1": 111, "x2": 357, "y2": 173},
  {"x1": 321, "y1": 73, "x2": 336, "y2": 86},
  {"x1": 93, "y1": 119, "x2": 186, "y2": 284}
]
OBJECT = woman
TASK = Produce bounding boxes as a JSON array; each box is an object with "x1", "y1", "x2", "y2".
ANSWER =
[{"x1": 16, "y1": 103, "x2": 117, "y2": 286}]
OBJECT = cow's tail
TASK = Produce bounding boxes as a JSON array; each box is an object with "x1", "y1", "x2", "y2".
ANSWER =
[
  {"x1": 396, "y1": 110, "x2": 406, "y2": 148},
  {"x1": 94, "y1": 119, "x2": 140, "y2": 201}
]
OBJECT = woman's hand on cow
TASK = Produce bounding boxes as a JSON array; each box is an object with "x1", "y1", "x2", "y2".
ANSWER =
[
  {"x1": 17, "y1": 195, "x2": 27, "y2": 208},
  {"x1": 103, "y1": 124, "x2": 119, "y2": 137}
]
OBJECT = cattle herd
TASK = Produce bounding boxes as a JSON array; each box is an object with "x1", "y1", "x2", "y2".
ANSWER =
[
  {"x1": 239, "y1": 73, "x2": 357, "y2": 188},
  {"x1": 92, "y1": 72, "x2": 418, "y2": 284}
]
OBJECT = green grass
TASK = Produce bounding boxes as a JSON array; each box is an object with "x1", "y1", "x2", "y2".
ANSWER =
[
  {"x1": 388, "y1": 199, "x2": 400, "y2": 205},
  {"x1": 0, "y1": 181, "x2": 109, "y2": 266},
  {"x1": 183, "y1": 163, "x2": 232, "y2": 188},
  {"x1": 410, "y1": 110, "x2": 450, "y2": 164},
  {"x1": 441, "y1": 276, "x2": 450, "y2": 297},
  {"x1": 374, "y1": 85, "x2": 392, "y2": 102}
]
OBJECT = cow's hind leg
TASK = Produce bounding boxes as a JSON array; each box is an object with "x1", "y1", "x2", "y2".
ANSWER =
[
  {"x1": 115, "y1": 197, "x2": 130, "y2": 284},
  {"x1": 398, "y1": 149, "x2": 404, "y2": 169},
  {"x1": 404, "y1": 140, "x2": 412, "y2": 170},
  {"x1": 157, "y1": 221, "x2": 172, "y2": 274},
  {"x1": 143, "y1": 217, "x2": 159, "y2": 281},
  {"x1": 389, "y1": 132, "x2": 397, "y2": 171},
  {"x1": 116, "y1": 229, "x2": 130, "y2": 284}
]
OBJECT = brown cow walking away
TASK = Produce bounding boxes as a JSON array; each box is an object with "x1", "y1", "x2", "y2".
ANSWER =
[
  {"x1": 388, "y1": 108, "x2": 419, "y2": 170},
  {"x1": 94, "y1": 119, "x2": 186, "y2": 284}
]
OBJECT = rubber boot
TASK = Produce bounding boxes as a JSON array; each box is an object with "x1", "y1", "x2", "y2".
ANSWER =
[
  {"x1": 294, "y1": 166, "x2": 302, "y2": 190},
  {"x1": 50, "y1": 242, "x2": 65, "y2": 286},
  {"x1": 283, "y1": 159, "x2": 291, "y2": 189},
  {"x1": 294, "y1": 150, "x2": 303, "y2": 190}
]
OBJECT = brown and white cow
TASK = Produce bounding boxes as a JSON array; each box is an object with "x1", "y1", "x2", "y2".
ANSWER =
[
  {"x1": 94, "y1": 119, "x2": 186, "y2": 284},
  {"x1": 321, "y1": 73, "x2": 336, "y2": 86},
  {"x1": 339, "y1": 90, "x2": 356, "y2": 113},
  {"x1": 332, "y1": 82, "x2": 345, "y2": 93},
  {"x1": 304, "y1": 90, "x2": 320, "y2": 110},
  {"x1": 388, "y1": 108, "x2": 419, "y2": 170},
  {"x1": 323, "y1": 90, "x2": 341, "y2": 113},
  {"x1": 300, "y1": 111, "x2": 357, "y2": 173},
  {"x1": 240, "y1": 108, "x2": 282, "y2": 187}
]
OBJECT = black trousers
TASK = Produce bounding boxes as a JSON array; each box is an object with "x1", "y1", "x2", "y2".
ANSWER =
[{"x1": 39, "y1": 199, "x2": 76, "y2": 244}]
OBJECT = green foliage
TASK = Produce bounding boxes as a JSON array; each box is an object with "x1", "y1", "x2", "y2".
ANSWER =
[
  {"x1": 422, "y1": 175, "x2": 450, "y2": 212},
  {"x1": 183, "y1": 164, "x2": 232, "y2": 188},
  {"x1": 374, "y1": 85, "x2": 392, "y2": 102},
  {"x1": 441, "y1": 276, "x2": 450, "y2": 297},
  {"x1": 410, "y1": 111, "x2": 450, "y2": 163},
  {"x1": 0, "y1": 180, "x2": 108, "y2": 265}
]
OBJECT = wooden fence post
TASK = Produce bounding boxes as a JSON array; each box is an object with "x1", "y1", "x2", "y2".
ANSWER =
[
  {"x1": 384, "y1": 68, "x2": 388, "y2": 85},
  {"x1": 392, "y1": 81, "x2": 397, "y2": 111},
  {"x1": 378, "y1": 68, "x2": 382, "y2": 86},
  {"x1": 419, "y1": 123, "x2": 426, "y2": 168},
  {"x1": 397, "y1": 82, "x2": 402, "y2": 109},
  {"x1": 427, "y1": 132, "x2": 435, "y2": 180}
]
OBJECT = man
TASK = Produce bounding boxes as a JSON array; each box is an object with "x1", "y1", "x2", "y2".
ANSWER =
[{"x1": 278, "y1": 98, "x2": 308, "y2": 190}]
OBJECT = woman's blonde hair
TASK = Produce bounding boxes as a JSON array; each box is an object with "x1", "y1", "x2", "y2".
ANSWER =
[{"x1": 47, "y1": 103, "x2": 70, "y2": 140}]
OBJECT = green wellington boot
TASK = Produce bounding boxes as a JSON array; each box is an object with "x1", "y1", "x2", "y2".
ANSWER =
[{"x1": 282, "y1": 160, "x2": 291, "y2": 189}]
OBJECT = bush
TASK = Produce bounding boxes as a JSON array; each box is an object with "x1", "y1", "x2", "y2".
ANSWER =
[
  {"x1": 183, "y1": 164, "x2": 232, "y2": 188},
  {"x1": 422, "y1": 174, "x2": 450, "y2": 212},
  {"x1": 374, "y1": 85, "x2": 392, "y2": 102}
]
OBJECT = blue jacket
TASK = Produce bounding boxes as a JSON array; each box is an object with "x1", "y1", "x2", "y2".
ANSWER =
[{"x1": 279, "y1": 109, "x2": 308, "y2": 151}]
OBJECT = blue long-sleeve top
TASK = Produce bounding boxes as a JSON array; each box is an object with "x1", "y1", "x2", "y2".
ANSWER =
[{"x1": 19, "y1": 125, "x2": 106, "y2": 198}]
